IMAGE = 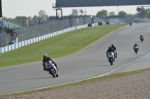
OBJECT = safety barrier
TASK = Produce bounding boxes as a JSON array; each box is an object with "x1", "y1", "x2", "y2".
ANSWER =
[{"x1": 0, "y1": 23, "x2": 100, "y2": 53}]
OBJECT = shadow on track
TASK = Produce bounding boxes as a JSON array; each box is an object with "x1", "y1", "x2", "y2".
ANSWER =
[{"x1": 20, "y1": 77, "x2": 53, "y2": 80}]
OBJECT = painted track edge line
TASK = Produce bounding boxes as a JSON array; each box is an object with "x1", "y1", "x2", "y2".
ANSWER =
[
  {"x1": 2, "y1": 53, "x2": 149, "y2": 96},
  {"x1": 0, "y1": 26, "x2": 126, "y2": 70}
]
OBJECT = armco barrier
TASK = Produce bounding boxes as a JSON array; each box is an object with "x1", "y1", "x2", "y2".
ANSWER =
[
  {"x1": 0, "y1": 23, "x2": 98, "y2": 54},
  {"x1": 88, "y1": 23, "x2": 92, "y2": 27},
  {"x1": 88, "y1": 23, "x2": 98, "y2": 27},
  {"x1": 106, "y1": 22, "x2": 109, "y2": 25},
  {"x1": 98, "y1": 22, "x2": 107, "y2": 25},
  {"x1": 98, "y1": 22, "x2": 102, "y2": 25}
]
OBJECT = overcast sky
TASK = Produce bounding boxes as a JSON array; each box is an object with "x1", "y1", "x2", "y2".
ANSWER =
[{"x1": 2, "y1": 0, "x2": 150, "y2": 18}]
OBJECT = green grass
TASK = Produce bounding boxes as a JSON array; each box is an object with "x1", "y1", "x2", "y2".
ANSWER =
[
  {"x1": 0, "y1": 24, "x2": 125, "y2": 68},
  {"x1": 1, "y1": 24, "x2": 150, "y2": 97}
]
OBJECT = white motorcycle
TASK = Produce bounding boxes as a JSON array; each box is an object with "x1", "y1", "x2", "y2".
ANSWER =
[
  {"x1": 107, "y1": 52, "x2": 114, "y2": 65},
  {"x1": 45, "y1": 60, "x2": 59, "y2": 78}
]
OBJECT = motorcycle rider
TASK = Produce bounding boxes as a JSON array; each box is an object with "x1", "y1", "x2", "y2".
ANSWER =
[
  {"x1": 140, "y1": 34, "x2": 144, "y2": 41},
  {"x1": 133, "y1": 43, "x2": 139, "y2": 48},
  {"x1": 133, "y1": 43, "x2": 139, "y2": 53},
  {"x1": 106, "y1": 46, "x2": 115, "y2": 58},
  {"x1": 140, "y1": 34, "x2": 143, "y2": 38},
  {"x1": 111, "y1": 44, "x2": 116, "y2": 51},
  {"x1": 42, "y1": 54, "x2": 58, "y2": 71},
  {"x1": 130, "y1": 21, "x2": 132, "y2": 26},
  {"x1": 111, "y1": 44, "x2": 117, "y2": 58}
]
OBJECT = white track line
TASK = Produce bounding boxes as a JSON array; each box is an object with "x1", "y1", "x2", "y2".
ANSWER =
[
  {"x1": 3, "y1": 53, "x2": 149, "y2": 95},
  {"x1": 0, "y1": 26, "x2": 125, "y2": 70}
]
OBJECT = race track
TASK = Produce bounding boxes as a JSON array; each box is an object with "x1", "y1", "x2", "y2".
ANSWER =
[{"x1": 1, "y1": 23, "x2": 150, "y2": 94}]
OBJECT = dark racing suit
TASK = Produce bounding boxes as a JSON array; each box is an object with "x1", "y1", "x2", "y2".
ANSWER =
[
  {"x1": 106, "y1": 47, "x2": 115, "y2": 58},
  {"x1": 112, "y1": 46, "x2": 117, "y2": 58},
  {"x1": 42, "y1": 57, "x2": 58, "y2": 71},
  {"x1": 133, "y1": 44, "x2": 139, "y2": 49},
  {"x1": 112, "y1": 46, "x2": 116, "y2": 51},
  {"x1": 130, "y1": 22, "x2": 132, "y2": 26},
  {"x1": 140, "y1": 35, "x2": 144, "y2": 41}
]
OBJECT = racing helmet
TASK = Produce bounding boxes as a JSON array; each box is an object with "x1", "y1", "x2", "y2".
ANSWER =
[
  {"x1": 111, "y1": 44, "x2": 114, "y2": 47},
  {"x1": 43, "y1": 54, "x2": 48, "y2": 58}
]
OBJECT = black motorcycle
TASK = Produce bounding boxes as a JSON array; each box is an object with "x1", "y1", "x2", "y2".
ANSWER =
[
  {"x1": 130, "y1": 22, "x2": 132, "y2": 26},
  {"x1": 45, "y1": 61, "x2": 59, "y2": 78},
  {"x1": 140, "y1": 36, "x2": 144, "y2": 42},
  {"x1": 133, "y1": 46, "x2": 139, "y2": 54}
]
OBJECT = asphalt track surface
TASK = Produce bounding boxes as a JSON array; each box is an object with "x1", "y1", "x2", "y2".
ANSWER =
[{"x1": 1, "y1": 23, "x2": 150, "y2": 95}]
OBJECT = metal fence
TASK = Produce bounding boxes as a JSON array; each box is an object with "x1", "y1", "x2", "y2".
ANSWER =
[
  {"x1": 0, "y1": 15, "x2": 150, "y2": 47},
  {"x1": 0, "y1": 32, "x2": 6, "y2": 47},
  {"x1": 0, "y1": 16, "x2": 105, "y2": 47}
]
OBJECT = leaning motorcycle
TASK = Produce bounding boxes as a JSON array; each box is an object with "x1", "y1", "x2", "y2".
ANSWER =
[
  {"x1": 107, "y1": 52, "x2": 114, "y2": 65},
  {"x1": 130, "y1": 22, "x2": 132, "y2": 26},
  {"x1": 45, "y1": 60, "x2": 59, "y2": 78},
  {"x1": 133, "y1": 46, "x2": 139, "y2": 54}
]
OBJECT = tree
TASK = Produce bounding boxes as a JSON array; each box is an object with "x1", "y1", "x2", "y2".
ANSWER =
[
  {"x1": 96, "y1": 10, "x2": 108, "y2": 18},
  {"x1": 33, "y1": 15, "x2": 38, "y2": 24},
  {"x1": 138, "y1": 7, "x2": 148, "y2": 17},
  {"x1": 12, "y1": 18, "x2": 18, "y2": 24},
  {"x1": 109, "y1": 11, "x2": 115, "y2": 16},
  {"x1": 20, "y1": 16, "x2": 27, "y2": 26},
  {"x1": 16, "y1": 16, "x2": 27, "y2": 26},
  {"x1": 118, "y1": 11, "x2": 127, "y2": 18},
  {"x1": 25, "y1": 16, "x2": 33, "y2": 26},
  {"x1": 127, "y1": 14, "x2": 134, "y2": 18},
  {"x1": 38, "y1": 10, "x2": 47, "y2": 22}
]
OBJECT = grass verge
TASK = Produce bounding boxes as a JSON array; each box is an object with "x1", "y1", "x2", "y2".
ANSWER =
[{"x1": 0, "y1": 24, "x2": 125, "y2": 68}]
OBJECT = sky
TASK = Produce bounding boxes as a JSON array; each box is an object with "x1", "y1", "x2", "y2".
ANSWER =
[{"x1": 2, "y1": 0, "x2": 150, "y2": 18}]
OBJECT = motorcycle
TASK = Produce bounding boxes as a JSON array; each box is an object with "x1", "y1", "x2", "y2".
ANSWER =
[
  {"x1": 45, "y1": 60, "x2": 59, "y2": 78},
  {"x1": 130, "y1": 22, "x2": 132, "y2": 26},
  {"x1": 140, "y1": 36, "x2": 144, "y2": 42},
  {"x1": 133, "y1": 45, "x2": 139, "y2": 54},
  {"x1": 107, "y1": 52, "x2": 114, "y2": 65},
  {"x1": 114, "y1": 50, "x2": 117, "y2": 59}
]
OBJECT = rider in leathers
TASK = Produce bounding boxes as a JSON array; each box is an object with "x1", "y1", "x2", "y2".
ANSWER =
[
  {"x1": 140, "y1": 35, "x2": 143, "y2": 38},
  {"x1": 42, "y1": 54, "x2": 58, "y2": 71},
  {"x1": 133, "y1": 43, "x2": 139, "y2": 49},
  {"x1": 106, "y1": 46, "x2": 115, "y2": 58},
  {"x1": 140, "y1": 35, "x2": 144, "y2": 41},
  {"x1": 130, "y1": 21, "x2": 132, "y2": 26},
  {"x1": 111, "y1": 44, "x2": 117, "y2": 58}
]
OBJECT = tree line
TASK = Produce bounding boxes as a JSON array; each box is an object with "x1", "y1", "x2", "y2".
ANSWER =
[
  {"x1": 3, "y1": 10, "x2": 48, "y2": 27},
  {"x1": 96, "y1": 7, "x2": 150, "y2": 18},
  {"x1": 3, "y1": 7, "x2": 150, "y2": 27}
]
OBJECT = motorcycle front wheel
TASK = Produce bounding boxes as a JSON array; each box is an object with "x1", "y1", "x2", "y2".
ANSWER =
[
  {"x1": 109, "y1": 58, "x2": 113, "y2": 65},
  {"x1": 48, "y1": 68, "x2": 56, "y2": 78}
]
